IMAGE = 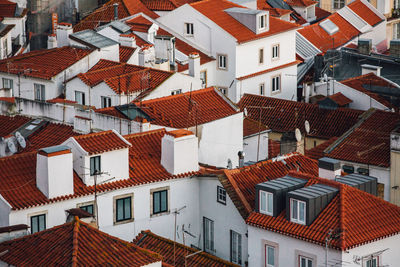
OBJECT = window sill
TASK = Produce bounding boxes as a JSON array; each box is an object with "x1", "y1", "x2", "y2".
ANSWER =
[
  {"x1": 114, "y1": 218, "x2": 134, "y2": 225},
  {"x1": 150, "y1": 210, "x2": 170, "y2": 218},
  {"x1": 271, "y1": 90, "x2": 281, "y2": 96},
  {"x1": 217, "y1": 200, "x2": 226, "y2": 205}
]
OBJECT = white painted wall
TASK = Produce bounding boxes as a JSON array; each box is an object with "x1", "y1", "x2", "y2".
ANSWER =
[
  {"x1": 243, "y1": 131, "x2": 269, "y2": 162},
  {"x1": 0, "y1": 31, "x2": 12, "y2": 59},
  {"x1": 0, "y1": 195, "x2": 11, "y2": 227},
  {"x1": 199, "y1": 177, "x2": 248, "y2": 265},
  {"x1": 2, "y1": 16, "x2": 27, "y2": 47}
]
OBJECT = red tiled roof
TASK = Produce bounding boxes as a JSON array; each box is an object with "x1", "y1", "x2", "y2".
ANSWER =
[
  {"x1": 190, "y1": 0, "x2": 299, "y2": 44},
  {"x1": 0, "y1": 218, "x2": 162, "y2": 266},
  {"x1": 73, "y1": 0, "x2": 158, "y2": 32},
  {"x1": 340, "y1": 73, "x2": 397, "y2": 110},
  {"x1": 298, "y1": 13, "x2": 360, "y2": 52},
  {"x1": 246, "y1": 171, "x2": 400, "y2": 250},
  {"x1": 0, "y1": 47, "x2": 93, "y2": 80},
  {"x1": 141, "y1": 0, "x2": 177, "y2": 11},
  {"x1": 315, "y1": 6, "x2": 331, "y2": 20},
  {"x1": 262, "y1": 7, "x2": 292, "y2": 17},
  {"x1": 0, "y1": 115, "x2": 31, "y2": 137},
  {"x1": 319, "y1": 92, "x2": 353, "y2": 107},
  {"x1": 0, "y1": 0, "x2": 16, "y2": 18},
  {"x1": 0, "y1": 129, "x2": 198, "y2": 210},
  {"x1": 268, "y1": 139, "x2": 280, "y2": 159},
  {"x1": 96, "y1": 106, "x2": 128, "y2": 119},
  {"x1": 126, "y1": 15, "x2": 153, "y2": 32},
  {"x1": 285, "y1": 0, "x2": 317, "y2": 7},
  {"x1": 47, "y1": 95, "x2": 77, "y2": 104},
  {"x1": 305, "y1": 136, "x2": 338, "y2": 160},
  {"x1": 238, "y1": 94, "x2": 363, "y2": 139},
  {"x1": 243, "y1": 117, "x2": 268, "y2": 137},
  {"x1": 119, "y1": 45, "x2": 136, "y2": 62},
  {"x1": 133, "y1": 230, "x2": 239, "y2": 266},
  {"x1": 135, "y1": 87, "x2": 238, "y2": 128},
  {"x1": 72, "y1": 130, "x2": 130, "y2": 155},
  {"x1": 347, "y1": 0, "x2": 382, "y2": 26},
  {"x1": 326, "y1": 109, "x2": 400, "y2": 167},
  {"x1": 220, "y1": 153, "x2": 318, "y2": 219}
]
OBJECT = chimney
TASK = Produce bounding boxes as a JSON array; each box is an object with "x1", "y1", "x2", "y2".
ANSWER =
[
  {"x1": 318, "y1": 157, "x2": 341, "y2": 180},
  {"x1": 36, "y1": 145, "x2": 74, "y2": 198},
  {"x1": 390, "y1": 39, "x2": 400, "y2": 58},
  {"x1": 188, "y1": 52, "x2": 200, "y2": 80},
  {"x1": 358, "y1": 38, "x2": 372, "y2": 55},
  {"x1": 361, "y1": 64, "x2": 382, "y2": 77},
  {"x1": 47, "y1": 34, "x2": 57, "y2": 49},
  {"x1": 238, "y1": 151, "x2": 245, "y2": 168},
  {"x1": 161, "y1": 130, "x2": 199, "y2": 175},
  {"x1": 138, "y1": 45, "x2": 154, "y2": 67},
  {"x1": 119, "y1": 34, "x2": 136, "y2": 47},
  {"x1": 56, "y1": 23, "x2": 73, "y2": 47},
  {"x1": 113, "y1": 3, "x2": 119, "y2": 20}
]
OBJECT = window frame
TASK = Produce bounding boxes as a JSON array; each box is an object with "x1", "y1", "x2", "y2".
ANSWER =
[
  {"x1": 259, "y1": 48, "x2": 264, "y2": 64},
  {"x1": 75, "y1": 90, "x2": 85, "y2": 105},
  {"x1": 217, "y1": 186, "x2": 227, "y2": 205},
  {"x1": 30, "y1": 213, "x2": 46, "y2": 234},
  {"x1": 34, "y1": 83, "x2": 45, "y2": 101},
  {"x1": 114, "y1": 194, "x2": 134, "y2": 224},
  {"x1": 230, "y1": 230, "x2": 242, "y2": 265},
  {"x1": 260, "y1": 83, "x2": 265, "y2": 96},
  {"x1": 332, "y1": 0, "x2": 345, "y2": 9},
  {"x1": 90, "y1": 155, "x2": 101, "y2": 176},
  {"x1": 184, "y1": 22, "x2": 194, "y2": 36},
  {"x1": 101, "y1": 96, "x2": 111, "y2": 108},
  {"x1": 218, "y1": 87, "x2": 228, "y2": 96},
  {"x1": 262, "y1": 240, "x2": 278, "y2": 267},
  {"x1": 295, "y1": 250, "x2": 316, "y2": 267},
  {"x1": 363, "y1": 256, "x2": 379, "y2": 267},
  {"x1": 259, "y1": 190, "x2": 273, "y2": 215},
  {"x1": 171, "y1": 89, "x2": 182, "y2": 95},
  {"x1": 272, "y1": 44, "x2": 280, "y2": 60},
  {"x1": 299, "y1": 255, "x2": 313, "y2": 267},
  {"x1": 259, "y1": 14, "x2": 267, "y2": 30},
  {"x1": 217, "y1": 54, "x2": 227, "y2": 70},
  {"x1": 2, "y1": 78, "x2": 13, "y2": 89},
  {"x1": 203, "y1": 217, "x2": 215, "y2": 254},
  {"x1": 200, "y1": 70, "x2": 207, "y2": 88},
  {"x1": 271, "y1": 75, "x2": 281, "y2": 93},
  {"x1": 151, "y1": 187, "x2": 169, "y2": 216},
  {"x1": 290, "y1": 198, "x2": 306, "y2": 225},
  {"x1": 77, "y1": 201, "x2": 95, "y2": 216}
]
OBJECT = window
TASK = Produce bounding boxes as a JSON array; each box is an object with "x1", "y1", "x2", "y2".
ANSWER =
[
  {"x1": 2, "y1": 78, "x2": 13, "y2": 89},
  {"x1": 364, "y1": 256, "x2": 379, "y2": 267},
  {"x1": 272, "y1": 44, "x2": 279, "y2": 59},
  {"x1": 80, "y1": 204, "x2": 94, "y2": 215},
  {"x1": 260, "y1": 83, "x2": 265, "y2": 95},
  {"x1": 265, "y1": 245, "x2": 275, "y2": 267},
  {"x1": 271, "y1": 75, "x2": 281, "y2": 93},
  {"x1": 342, "y1": 165, "x2": 354, "y2": 174},
  {"x1": 230, "y1": 230, "x2": 242, "y2": 264},
  {"x1": 75, "y1": 91, "x2": 85, "y2": 105},
  {"x1": 200, "y1": 70, "x2": 207, "y2": 88},
  {"x1": 101, "y1": 96, "x2": 111, "y2": 108},
  {"x1": 259, "y1": 191, "x2": 273, "y2": 215},
  {"x1": 358, "y1": 167, "x2": 369, "y2": 176},
  {"x1": 394, "y1": 23, "x2": 400, "y2": 39},
  {"x1": 34, "y1": 83, "x2": 45, "y2": 101},
  {"x1": 152, "y1": 189, "x2": 168, "y2": 214},
  {"x1": 259, "y1": 14, "x2": 267, "y2": 30},
  {"x1": 203, "y1": 217, "x2": 214, "y2": 254},
  {"x1": 90, "y1": 156, "x2": 101, "y2": 176},
  {"x1": 218, "y1": 87, "x2": 228, "y2": 96},
  {"x1": 31, "y1": 214, "x2": 46, "y2": 234},
  {"x1": 171, "y1": 89, "x2": 182, "y2": 95},
  {"x1": 217, "y1": 186, "x2": 226, "y2": 205},
  {"x1": 217, "y1": 54, "x2": 227, "y2": 70},
  {"x1": 299, "y1": 256, "x2": 313, "y2": 267},
  {"x1": 333, "y1": 0, "x2": 345, "y2": 9},
  {"x1": 395, "y1": 0, "x2": 400, "y2": 9},
  {"x1": 115, "y1": 196, "x2": 132, "y2": 222},
  {"x1": 290, "y1": 198, "x2": 306, "y2": 224},
  {"x1": 185, "y1": 23, "x2": 194, "y2": 35},
  {"x1": 259, "y1": 48, "x2": 264, "y2": 64}
]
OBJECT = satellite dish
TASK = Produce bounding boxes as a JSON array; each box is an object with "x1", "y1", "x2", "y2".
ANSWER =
[
  {"x1": 305, "y1": 120, "x2": 310, "y2": 134},
  {"x1": 15, "y1": 131, "x2": 26, "y2": 148},
  {"x1": 243, "y1": 108, "x2": 248, "y2": 117},
  {"x1": 6, "y1": 139, "x2": 17, "y2": 154},
  {"x1": 323, "y1": 73, "x2": 328, "y2": 82},
  {"x1": 295, "y1": 128, "x2": 302, "y2": 142}
]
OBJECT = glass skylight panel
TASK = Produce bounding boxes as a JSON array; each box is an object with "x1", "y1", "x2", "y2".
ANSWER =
[{"x1": 320, "y1": 19, "x2": 339, "y2": 35}]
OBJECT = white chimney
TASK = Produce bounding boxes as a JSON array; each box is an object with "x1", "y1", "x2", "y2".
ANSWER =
[
  {"x1": 318, "y1": 157, "x2": 341, "y2": 180},
  {"x1": 119, "y1": 34, "x2": 137, "y2": 47},
  {"x1": 138, "y1": 45, "x2": 155, "y2": 67},
  {"x1": 36, "y1": 145, "x2": 74, "y2": 198},
  {"x1": 188, "y1": 52, "x2": 200, "y2": 80},
  {"x1": 361, "y1": 64, "x2": 382, "y2": 77},
  {"x1": 47, "y1": 34, "x2": 57, "y2": 49},
  {"x1": 56, "y1": 23, "x2": 73, "y2": 47},
  {"x1": 161, "y1": 130, "x2": 199, "y2": 175}
]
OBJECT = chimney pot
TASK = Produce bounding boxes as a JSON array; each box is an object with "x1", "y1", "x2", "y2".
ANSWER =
[
  {"x1": 188, "y1": 52, "x2": 200, "y2": 80},
  {"x1": 113, "y1": 3, "x2": 119, "y2": 20}
]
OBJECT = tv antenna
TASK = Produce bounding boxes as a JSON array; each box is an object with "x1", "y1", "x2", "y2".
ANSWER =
[{"x1": 173, "y1": 205, "x2": 186, "y2": 266}]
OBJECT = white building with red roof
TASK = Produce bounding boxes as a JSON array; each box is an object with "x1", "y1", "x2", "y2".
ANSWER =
[{"x1": 157, "y1": 0, "x2": 300, "y2": 102}]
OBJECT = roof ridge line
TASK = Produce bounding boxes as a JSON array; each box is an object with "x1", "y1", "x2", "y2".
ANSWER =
[
  {"x1": 137, "y1": 87, "x2": 215, "y2": 104},
  {"x1": 71, "y1": 217, "x2": 80, "y2": 267},
  {"x1": 338, "y1": 184, "x2": 346, "y2": 250}
]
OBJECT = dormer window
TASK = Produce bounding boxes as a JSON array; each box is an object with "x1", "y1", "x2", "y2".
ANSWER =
[
  {"x1": 259, "y1": 191, "x2": 273, "y2": 215},
  {"x1": 185, "y1": 23, "x2": 194, "y2": 36},
  {"x1": 259, "y1": 14, "x2": 267, "y2": 30},
  {"x1": 290, "y1": 198, "x2": 306, "y2": 224},
  {"x1": 90, "y1": 156, "x2": 101, "y2": 176}
]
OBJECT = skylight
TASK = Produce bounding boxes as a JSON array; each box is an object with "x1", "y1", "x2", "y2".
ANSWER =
[{"x1": 320, "y1": 19, "x2": 339, "y2": 35}]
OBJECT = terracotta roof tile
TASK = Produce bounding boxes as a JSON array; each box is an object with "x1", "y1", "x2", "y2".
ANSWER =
[
  {"x1": 190, "y1": 0, "x2": 299, "y2": 43},
  {"x1": 347, "y1": 0, "x2": 382, "y2": 26},
  {"x1": 315, "y1": 6, "x2": 331, "y2": 20},
  {"x1": 238, "y1": 94, "x2": 363, "y2": 139},
  {"x1": 126, "y1": 15, "x2": 153, "y2": 32},
  {"x1": 119, "y1": 45, "x2": 136, "y2": 62},
  {"x1": 340, "y1": 73, "x2": 397, "y2": 110},
  {"x1": 305, "y1": 136, "x2": 338, "y2": 160},
  {"x1": 0, "y1": 115, "x2": 31, "y2": 137},
  {"x1": 285, "y1": 0, "x2": 317, "y2": 7},
  {"x1": 0, "y1": 218, "x2": 162, "y2": 266},
  {"x1": 140, "y1": 0, "x2": 177, "y2": 11},
  {"x1": 0, "y1": 47, "x2": 93, "y2": 80},
  {"x1": 0, "y1": 129, "x2": 198, "y2": 210},
  {"x1": 318, "y1": 92, "x2": 353, "y2": 107},
  {"x1": 326, "y1": 109, "x2": 400, "y2": 167},
  {"x1": 268, "y1": 139, "x2": 280, "y2": 159},
  {"x1": 220, "y1": 153, "x2": 318, "y2": 219},
  {"x1": 0, "y1": 0, "x2": 16, "y2": 18},
  {"x1": 246, "y1": 171, "x2": 400, "y2": 250},
  {"x1": 243, "y1": 117, "x2": 268, "y2": 137},
  {"x1": 135, "y1": 87, "x2": 238, "y2": 128},
  {"x1": 133, "y1": 230, "x2": 239, "y2": 266},
  {"x1": 72, "y1": 130, "x2": 130, "y2": 155}
]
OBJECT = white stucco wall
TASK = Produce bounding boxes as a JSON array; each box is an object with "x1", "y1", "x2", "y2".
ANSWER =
[
  {"x1": 243, "y1": 131, "x2": 269, "y2": 163},
  {"x1": 0, "y1": 195, "x2": 11, "y2": 227},
  {"x1": 2, "y1": 16, "x2": 27, "y2": 46}
]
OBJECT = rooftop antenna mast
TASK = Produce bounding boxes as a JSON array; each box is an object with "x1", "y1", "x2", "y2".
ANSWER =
[{"x1": 173, "y1": 205, "x2": 186, "y2": 266}]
